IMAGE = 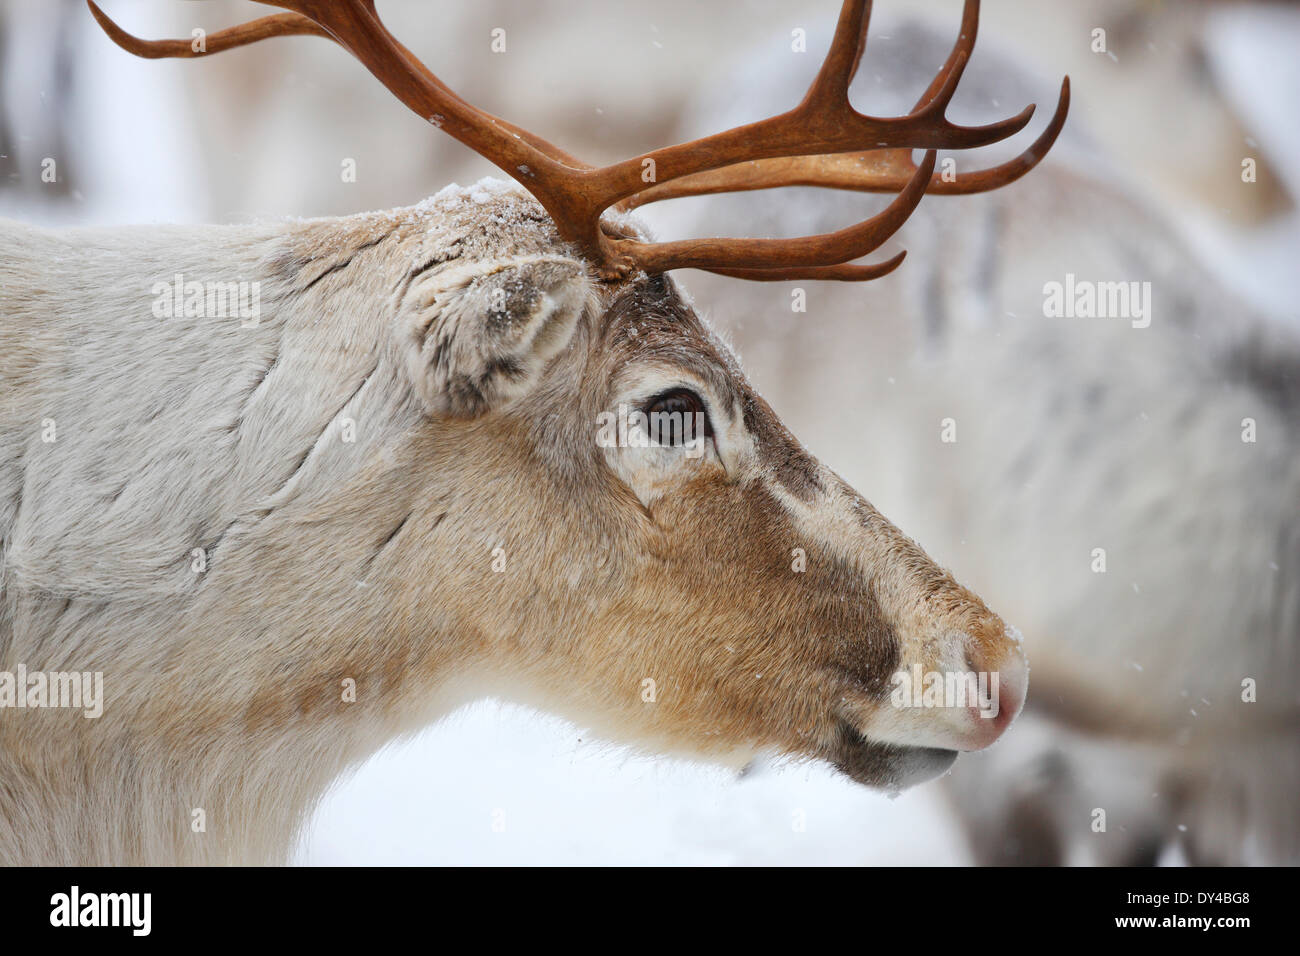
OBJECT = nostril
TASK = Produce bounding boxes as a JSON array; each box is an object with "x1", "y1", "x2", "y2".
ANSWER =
[
  {"x1": 963, "y1": 648, "x2": 1028, "y2": 749},
  {"x1": 994, "y1": 649, "x2": 1028, "y2": 723}
]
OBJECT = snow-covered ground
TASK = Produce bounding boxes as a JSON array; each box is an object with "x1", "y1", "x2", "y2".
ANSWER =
[{"x1": 295, "y1": 700, "x2": 971, "y2": 865}]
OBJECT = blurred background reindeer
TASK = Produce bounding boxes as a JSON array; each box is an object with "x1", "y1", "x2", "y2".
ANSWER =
[
  {"x1": 654, "y1": 0, "x2": 1300, "y2": 865},
  {"x1": 2, "y1": 0, "x2": 1296, "y2": 864}
]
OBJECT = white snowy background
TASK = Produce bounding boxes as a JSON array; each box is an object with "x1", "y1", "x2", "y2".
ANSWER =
[{"x1": 2, "y1": 0, "x2": 1296, "y2": 865}]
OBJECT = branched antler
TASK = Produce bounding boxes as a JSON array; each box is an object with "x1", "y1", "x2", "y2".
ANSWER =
[{"x1": 87, "y1": 0, "x2": 1068, "y2": 283}]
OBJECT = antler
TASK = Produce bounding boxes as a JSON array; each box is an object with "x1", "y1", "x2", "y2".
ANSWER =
[
  {"x1": 87, "y1": 0, "x2": 1068, "y2": 283},
  {"x1": 618, "y1": 1, "x2": 1070, "y2": 211}
]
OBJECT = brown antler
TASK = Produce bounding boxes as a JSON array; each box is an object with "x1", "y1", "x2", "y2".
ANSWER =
[
  {"x1": 618, "y1": 1, "x2": 1071, "y2": 210},
  {"x1": 87, "y1": 0, "x2": 1068, "y2": 283}
]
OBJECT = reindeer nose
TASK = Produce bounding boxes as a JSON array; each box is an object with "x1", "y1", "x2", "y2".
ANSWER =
[
  {"x1": 958, "y1": 645, "x2": 1027, "y2": 751},
  {"x1": 870, "y1": 637, "x2": 1028, "y2": 754}
]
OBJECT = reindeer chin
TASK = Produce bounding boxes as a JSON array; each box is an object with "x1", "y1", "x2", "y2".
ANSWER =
[{"x1": 830, "y1": 721, "x2": 959, "y2": 792}]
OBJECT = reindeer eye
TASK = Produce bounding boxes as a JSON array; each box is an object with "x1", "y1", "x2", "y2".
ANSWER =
[{"x1": 642, "y1": 388, "x2": 713, "y2": 444}]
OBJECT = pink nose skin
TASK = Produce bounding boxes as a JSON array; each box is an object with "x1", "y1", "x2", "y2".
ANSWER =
[
  {"x1": 864, "y1": 645, "x2": 1029, "y2": 754},
  {"x1": 959, "y1": 650, "x2": 1028, "y2": 751}
]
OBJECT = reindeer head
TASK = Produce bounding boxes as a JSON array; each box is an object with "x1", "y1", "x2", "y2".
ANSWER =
[
  {"x1": 271, "y1": 180, "x2": 1023, "y2": 789},
  {"x1": 91, "y1": 0, "x2": 1066, "y2": 789}
]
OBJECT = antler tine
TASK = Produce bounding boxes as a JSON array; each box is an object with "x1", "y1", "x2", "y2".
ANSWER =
[
  {"x1": 912, "y1": 0, "x2": 980, "y2": 113},
  {"x1": 87, "y1": 3, "x2": 330, "y2": 57},
  {"x1": 803, "y1": 0, "x2": 874, "y2": 109},
  {"x1": 702, "y1": 250, "x2": 907, "y2": 283},
  {"x1": 614, "y1": 151, "x2": 935, "y2": 277}
]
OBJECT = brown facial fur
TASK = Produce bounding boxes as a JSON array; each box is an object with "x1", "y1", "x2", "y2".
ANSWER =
[{"x1": 384, "y1": 226, "x2": 1025, "y2": 789}]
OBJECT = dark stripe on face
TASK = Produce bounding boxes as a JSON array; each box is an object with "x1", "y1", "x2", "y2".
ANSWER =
[
  {"x1": 741, "y1": 392, "x2": 824, "y2": 502},
  {"x1": 739, "y1": 481, "x2": 900, "y2": 701},
  {"x1": 823, "y1": 576, "x2": 901, "y2": 701}
]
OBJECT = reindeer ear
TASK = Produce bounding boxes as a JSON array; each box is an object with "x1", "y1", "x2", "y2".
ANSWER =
[{"x1": 398, "y1": 255, "x2": 592, "y2": 417}]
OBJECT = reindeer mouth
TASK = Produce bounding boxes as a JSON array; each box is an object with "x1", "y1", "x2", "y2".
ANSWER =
[{"x1": 829, "y1": 720, "x2": 958, "y2": 791}]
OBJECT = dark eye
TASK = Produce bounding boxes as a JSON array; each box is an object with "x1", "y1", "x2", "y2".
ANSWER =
[{"x1": 642, "y1": 388, "x2": 713, "y2": 445}]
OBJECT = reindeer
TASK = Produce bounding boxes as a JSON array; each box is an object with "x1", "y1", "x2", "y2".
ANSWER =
[{"x1": 0, "y1": 0, "x2": 1065, "y2": 864}]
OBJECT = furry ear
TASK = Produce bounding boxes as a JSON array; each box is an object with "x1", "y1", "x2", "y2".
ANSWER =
[{"x1": 398, "y1": 255, "x2": 592, "y2": 417}]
